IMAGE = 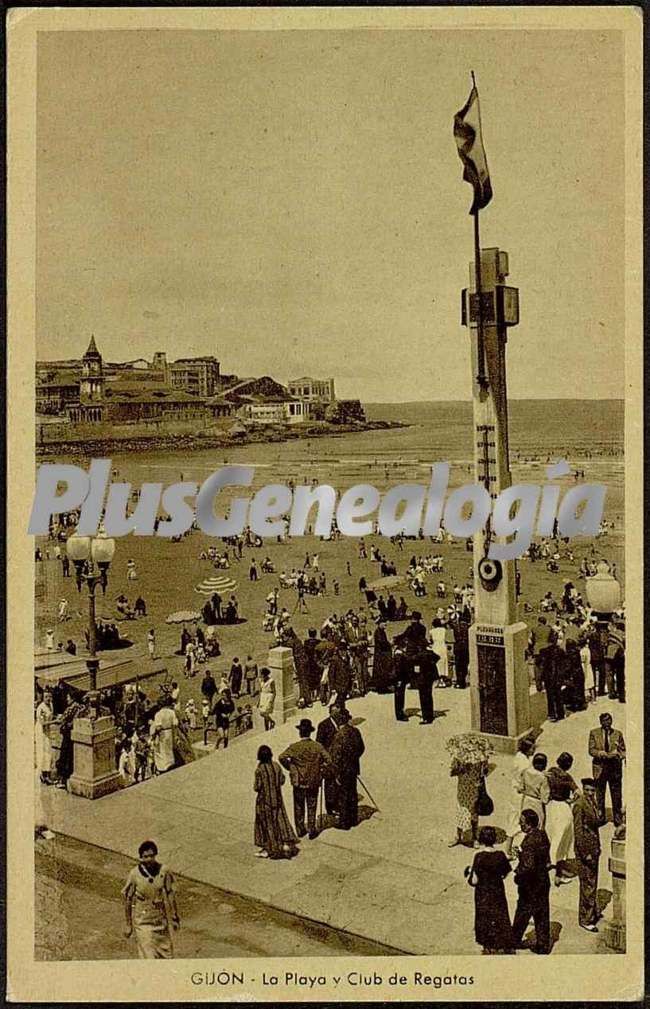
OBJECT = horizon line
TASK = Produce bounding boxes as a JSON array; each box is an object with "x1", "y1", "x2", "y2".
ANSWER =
[{"x1": 363, "y1": 396, "x2": 625, "y2": 404}]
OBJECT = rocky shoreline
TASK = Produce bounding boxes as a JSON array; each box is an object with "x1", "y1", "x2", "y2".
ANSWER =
[{"x1": 36, "y1": 418, "x2": 408, "y2": 458}]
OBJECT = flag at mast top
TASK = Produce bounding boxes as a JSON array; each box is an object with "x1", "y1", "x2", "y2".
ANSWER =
[{"x1": 454, "y1": 73, "x2": 493, "y2": 215}]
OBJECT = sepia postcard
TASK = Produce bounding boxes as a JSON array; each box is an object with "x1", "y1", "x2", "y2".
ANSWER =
[{"x1": 7, "y1": 5, "x2": 644, "y2": 1003}]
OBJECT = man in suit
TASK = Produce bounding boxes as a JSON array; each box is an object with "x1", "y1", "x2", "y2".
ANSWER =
[
  {"x1": 346, "y1": 615, "x2": 369, "y2": 696},
  {"x1": 573, "y1": 778, "x2": 601, "y2": 932},
  {"x1": 543, "y1": 642, "x2": 565, "y2": 722},
  {"x1": 605, "y1": 616, "x2": 625, "y2": 702},
  {"x1": 511, "y1": 808, "x2": 552, "y2": 954},
  {"x1": 316, "y1": 703, "x2": 344, "y2": 816},
  {"x1": 280, "y1": 719, "x2": 331, "y2": 839},
  {"x1": 415, "y1": 639, "x2": 439, "y2": 725},
  {"x1": 330, "y1": 710, "x2": 365, "y2": 830},
  {"x1": 303, "y1": 628, "x2": 321, "y2": 704},
  {"x1": 588, "y1": 712, "x2": 625, "y2": 826},
  {"x1": 530, "y1": 616, "x2": 556, "y2": 693},
  {"x1": 393, "y1": 611, "x2": 429, "y2": 722}
]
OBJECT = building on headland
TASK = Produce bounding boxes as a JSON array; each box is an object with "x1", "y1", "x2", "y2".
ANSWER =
[
  {"x1": 287, "y1": 376, "x2": 335, "y2": 404},
  {"x1": 220, "y1": 377, "x2": 311, "y2": 425},
  {"x1": 169, "y1": 356, "x2": 221, "y2": 398},
  {"x1": 36, "y1": 339, "x2": 356, "y2": 437}
]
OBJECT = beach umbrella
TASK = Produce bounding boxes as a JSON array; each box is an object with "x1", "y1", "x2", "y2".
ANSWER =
[
  {"x1": 368, "y1": 575, "x2": 404, "y2": 591},
  {"x1": 166, "y1": 610, "x2": 201, "y2": 625},
  {"x1": 194, "y1": 575, "x2": 237, "y2": 595}
]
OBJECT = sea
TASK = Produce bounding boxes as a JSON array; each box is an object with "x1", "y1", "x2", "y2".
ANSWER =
[{"x1": 106, "y1": 399, "x2": 624, "y2": 496}]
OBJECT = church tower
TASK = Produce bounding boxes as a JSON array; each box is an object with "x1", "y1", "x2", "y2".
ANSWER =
[{"x1": 80, "y1": 335, "x2": 104, "y2": 401}]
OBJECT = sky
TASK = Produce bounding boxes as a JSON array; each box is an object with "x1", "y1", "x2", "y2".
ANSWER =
[{"x1": 36, "y1": 28, "x2": 625, "y2": 401}]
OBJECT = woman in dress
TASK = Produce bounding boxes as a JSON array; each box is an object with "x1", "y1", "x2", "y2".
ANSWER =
[
  {"x1": 466, "y1": 826, "x2": 514, "y2": 953},
  {"x1": 213, "y1": 688, "x2": 235, "y2": 750},
  {"x1": 150, "y1": 697, "x2": 178, "y2": 774},
  {"x1": 122, "y1": 840, "x2": 179, "y2": 958},
  {"x1": 447, "y1": 735, "x2": 492, "y2": 848},
  {"x1": 519, "y1": 752, "x2": 551, "y2": 828},
  {"x1": 545, "y1": 751, "x2": 579, "y2": 885},
  {"x1": 56, "y1": 700, "x2": 82, "y2": 790},
  {"x1": 253, "y1": 745, "x2": 299, "y2": 860},
  {"x1": 258, "y1": 667, "x2": 276, "y2": 730},
  {"x1": 429, "y1": 618, "x2": 450, "y2": 687},
  {"x1": 35, "y1": 689, "x2": 54, "y2": 784},
  {"x1": 579, "y1": 636, "x2": 596, "y2": 703},
  {"x1": 371, "y1": 620, "x2": 394, "y2": 693},
  {"x1": 504, "y1": 736, "x2": 536, "y2": 859}
]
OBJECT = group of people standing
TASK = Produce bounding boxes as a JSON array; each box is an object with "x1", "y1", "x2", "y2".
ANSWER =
[
  {"x1": 467, "y1": 710, "x2": 626, "y2": 954},
  {"x1": 253, "y1": 705, "x2": 366, "y2": 859}
]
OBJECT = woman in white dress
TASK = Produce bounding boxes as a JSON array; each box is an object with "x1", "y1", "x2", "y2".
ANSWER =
[
  {"x1": 579, "y1": 637, "x2": 596, "y2": 703},
  {"x1": 150, "y1": 698, "x2": 178, "y2": 774},
  {"x1": 519, "y1": 752, "x2": 551, "y2": 828},
  {"x1": 504, "y1": 736, "x2": 536, "y2": 858},
  {"x1": 429, "y1": 618, "x2": 449, "y2": 685},
  {"x1": 545, "y1": 752, "x2": 579, "y2": 885},
  {"x1": 258, "y1": 667, "x2": 276, "y2": 731},
  {"x1": 35, "y1": 690, "x2": 54, "y2": 784}
]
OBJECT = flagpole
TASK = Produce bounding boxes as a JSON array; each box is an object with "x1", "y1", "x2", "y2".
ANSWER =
[
  {"x1": 470, "y1": 70, "x2": 487, "y2": 391},
  {"x1": 473, "y1": 207, "x2": 487, "y2": 390}
]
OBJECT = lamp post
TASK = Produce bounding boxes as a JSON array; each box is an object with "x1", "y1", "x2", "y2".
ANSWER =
[
  {"x1": 585, "y1": 560, "x2": 622, "y2": 623},
  {"x1": 66, "y1": 530, "x2": 115, "y2": 692}
]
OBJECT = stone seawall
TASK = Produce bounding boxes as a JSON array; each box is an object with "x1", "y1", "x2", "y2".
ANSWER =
[{"x1": 36, "y1": 419, "x2": 407, "y2": 458}]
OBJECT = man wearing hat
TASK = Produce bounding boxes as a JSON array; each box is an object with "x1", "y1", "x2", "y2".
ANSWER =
[
  {"x1": 393, "y1": 612, "x2": 437, "y2": 724},
  {"x1": 316, "y1": 703, "x2": 345, "y2": 816},
  {"x1": 330, "y1": 709, "x2": 365, "y2": 830},
  {"x1": 280, "y1": 718, "x2": 331, "y2": 839},
  {"x1": 572, "y1": 778, "x2": 601, "y2": 932}
]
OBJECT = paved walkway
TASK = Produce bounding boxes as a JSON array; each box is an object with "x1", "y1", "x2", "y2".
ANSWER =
[
  {"x1": 36, "y1": 834, "x2": 401, "y2": 960},
  {"x1": 41, "y1": 688, "x2": 623, "y2": 956}
]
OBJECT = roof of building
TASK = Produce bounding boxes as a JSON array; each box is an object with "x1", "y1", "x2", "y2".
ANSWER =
[
  {"x1": 36, "y1": 372, "x2": 80, "y2": 389},
  {"x1": 171, "y1": 356, "x2": 220, "y2": 366},
  {"x1": 83, "y1": 335, "x2": 101, "y2": 359},
  {"x1": 103, "y1": 386, "x2": 205, "y2": 404}
]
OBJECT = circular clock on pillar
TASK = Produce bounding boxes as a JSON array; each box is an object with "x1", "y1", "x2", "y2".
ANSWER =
[{"x1": 478, "y1": 556, "x2": 503, "y2": 591}]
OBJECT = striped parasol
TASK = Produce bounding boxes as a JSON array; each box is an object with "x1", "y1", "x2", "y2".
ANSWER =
[{"x1": 195, "y1": 575, "x2": 237, "y2": 596}]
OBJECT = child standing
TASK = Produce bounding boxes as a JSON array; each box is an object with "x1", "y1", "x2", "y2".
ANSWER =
[{"x1": 185, "y1": 697, "x2": 197, "y2": 730}]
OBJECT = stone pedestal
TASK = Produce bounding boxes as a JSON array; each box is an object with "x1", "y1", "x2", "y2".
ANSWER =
[
  {"x1": 469, "y1": 621, "x2": 532, "y2": 754},
  {"x1": 268, "y1": 646, "x2": 297, "y2": 725},
  {"x1": 604, "y1": 835, "x2": 626, "y2": 952},
  {"x1": 68, "y1": 715, "x2": 121, "y2": 799}
]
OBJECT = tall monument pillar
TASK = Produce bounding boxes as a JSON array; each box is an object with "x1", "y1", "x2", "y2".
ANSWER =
[{"x1": 462, "y1": 247, "x2": 532, "y2": 752}]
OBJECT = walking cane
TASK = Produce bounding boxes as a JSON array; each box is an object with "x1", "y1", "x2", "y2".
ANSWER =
[
  {"x1": 318, "y1": 781, "x2": 324, "y2": 828},
  {"x1": 357, "y1": 774, "x2": 379, "y2": 811}
]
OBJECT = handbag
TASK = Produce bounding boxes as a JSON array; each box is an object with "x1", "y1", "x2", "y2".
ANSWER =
[{"x1": 476, "y1": 777, "x2": 494, "y2": 817}]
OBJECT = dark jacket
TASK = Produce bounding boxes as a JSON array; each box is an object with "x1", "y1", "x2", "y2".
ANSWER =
[
  {"x1": 572, "y1": 794, "x2": 601, "y2": 861},
  {"x1": 514, "y1": 828, "x2": 551, "y2": 895},
  {"x1": 330, "y1": 723, "x2": 365, "y2": 779},
  {"x1": 303, "y1": 637, "x2": 321, "y2": 690},
  {"x1": 212, "y1": 696, "x2": 235, "y2": 728},
  {"x1": 316, "y1": 716, "x2": 339, "y2": 751},
  {"x1": 201, "y1": 674, "x2": 217, "y2": 701},
  {"x1": 393, "y1": 620, "x2": 428, "y2": 660},
  {"x1": 279, "y1": 738, "x2": 331, "y2": 789}
]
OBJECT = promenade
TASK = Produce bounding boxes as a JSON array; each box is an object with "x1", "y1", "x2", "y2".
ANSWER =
[{"x1": 41, "y1": 687, "x2": 621, "y2": 957}]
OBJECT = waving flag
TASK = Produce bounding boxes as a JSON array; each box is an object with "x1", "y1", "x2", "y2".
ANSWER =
[{"x1": 454, "y1": 81, "x2": 492, "y2": 215}]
